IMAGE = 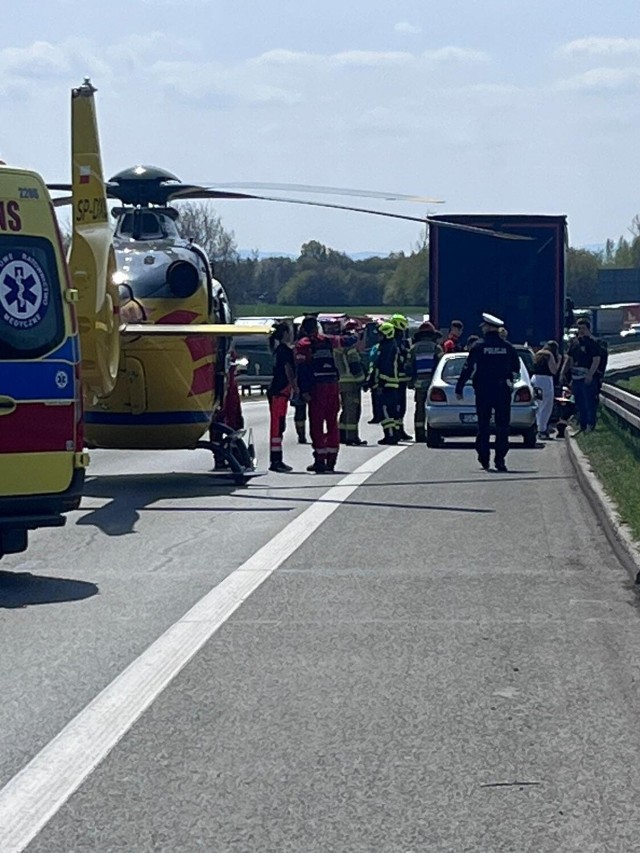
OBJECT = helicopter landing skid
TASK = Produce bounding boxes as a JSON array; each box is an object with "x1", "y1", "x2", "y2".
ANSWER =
[{"x1": 196, "y1": 424, "x2": 263, "y2": 486}]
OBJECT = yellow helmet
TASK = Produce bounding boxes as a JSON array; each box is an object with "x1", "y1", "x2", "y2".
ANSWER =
[
  {"x1": 390, "y1": 313, "x2": 408, "y2": 330},
  {"x1": 378, "y1": 321, "x2": 396, "y2": 339}
]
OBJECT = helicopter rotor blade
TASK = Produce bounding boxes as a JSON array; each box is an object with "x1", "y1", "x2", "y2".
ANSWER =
[
  {"x1": 52, "y1": 196, "x2": 73, "y2": 208},
  {"x1": 192, "y1": 182, "x2": 444, "y2": 204},
  {"x1": 174, "y1": 191, "x2": 533, "y2": 240},
  {"x1": 49, "y1": 177, "x2": 532, "y2": 241}
]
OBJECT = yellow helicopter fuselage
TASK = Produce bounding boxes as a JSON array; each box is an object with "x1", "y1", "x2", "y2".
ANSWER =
[{"x1": 84, "y1": 235, "x2": 223, "y2": 450}]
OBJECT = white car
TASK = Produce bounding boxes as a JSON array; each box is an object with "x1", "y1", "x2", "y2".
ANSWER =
[
  {"x1": 425, "y1": 353, "x2": 538, "y2": 448},
  {"x1": 621, "y1": 323, "x2": 640, "y2": 338}
]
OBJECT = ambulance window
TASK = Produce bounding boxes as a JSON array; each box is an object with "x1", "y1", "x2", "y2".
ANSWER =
[{"x1": 0, "y1": 236, "x2": 64, "y2": 359}]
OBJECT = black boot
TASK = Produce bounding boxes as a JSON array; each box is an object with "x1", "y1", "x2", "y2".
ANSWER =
[{"x1": 306, "y1": 452, "x2": 326, "y2": 473}]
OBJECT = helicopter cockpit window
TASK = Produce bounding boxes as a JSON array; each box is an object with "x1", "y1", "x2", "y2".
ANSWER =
[{"x1": 117, "y1": 212, "x2": 178, "y2": 240}]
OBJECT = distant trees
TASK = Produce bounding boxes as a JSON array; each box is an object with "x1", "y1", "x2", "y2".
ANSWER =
[
  {"x1": 54, "y1": 200, "x2": 640, "y2": 309},
  {"x1": 565, "y1": 214, "x2": 640, "y2": 305},
  {"x1": 566, "y1": 247, "x2": 600, "y2": 306}
]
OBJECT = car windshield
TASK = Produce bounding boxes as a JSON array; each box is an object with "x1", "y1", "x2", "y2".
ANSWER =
[
  {"x1": 440, "y1": 355, "x2": 527, "y2": 384},
  {"x1": 440, "y1": 356, "x2": 468, "y2": 384}
]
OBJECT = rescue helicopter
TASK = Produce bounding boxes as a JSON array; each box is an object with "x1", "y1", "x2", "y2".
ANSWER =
[
  {"x1": 47, "y1": 79, "x2": 458, "y2": 483},
  {"x1": 50, "y1": 80, "x2": 534, "y2": 484}
]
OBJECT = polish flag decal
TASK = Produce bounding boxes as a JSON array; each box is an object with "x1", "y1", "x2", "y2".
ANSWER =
[{"x1": 79, "y1": 165, "x2": 91, "y2": 185}]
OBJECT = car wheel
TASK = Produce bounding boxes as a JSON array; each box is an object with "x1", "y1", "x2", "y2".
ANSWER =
[
  {"x1": 522, "y1": 425, "x2": 537, "y2": 448},
  {"x1": 426, "y1": 426, "x2": 443, "y2": 448}
]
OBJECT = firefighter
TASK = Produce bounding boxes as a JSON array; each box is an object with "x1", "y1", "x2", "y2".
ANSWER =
[
  {"x1": 390, "y1": 313, "x2": 412, "y2": 441},
  {"x1": 455, "y1": 312, "x2": 520, "y2": 472},
  {"x1": 335, "y1": 319, "x2": 368, "y2": 446},
  {"x1": 365, "y1": 324, "x2": 384, "y2": 424},
  {"x1": 267, "y1": 322, "x2": 297, "y2": 472},
  {"x1": 408, "y1": 321, "x2": 443, "y2": 443},
  {"x1": 295, "y1": 316, "x2": 358, "y2": 473},
  {"x1": 374, "y1": 321, "x2": 401, "y2": 445}
]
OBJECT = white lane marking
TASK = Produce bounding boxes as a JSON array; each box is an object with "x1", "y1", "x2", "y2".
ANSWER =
[{"x1": 0, "y1": 444, "x2": 406, "y2": 853}]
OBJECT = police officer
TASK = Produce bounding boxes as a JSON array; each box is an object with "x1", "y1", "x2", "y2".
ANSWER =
[{"x1": 455, "y1": 312, "x2": 520, "y2": 472}]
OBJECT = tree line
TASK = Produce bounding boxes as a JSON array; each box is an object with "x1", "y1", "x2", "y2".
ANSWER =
[
  {"x1": 185, "y1": 203, "x2": 640, "y2": 310},
  {"x1": 567, "y1": 215, "x2": 640, "y2": 307},
  {"x1": 60, "y1": 203, "x2": 640, "y2": 309},
  {"x1": 177, "y1": 201, "x2": 428, "y2": 309}
]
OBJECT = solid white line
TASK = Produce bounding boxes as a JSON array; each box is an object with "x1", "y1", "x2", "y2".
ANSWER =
[{"x1": 0, "y1": 444, "x2": 406, "y2": 853}]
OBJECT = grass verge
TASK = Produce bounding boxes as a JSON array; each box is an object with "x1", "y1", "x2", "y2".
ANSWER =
[
  {"x1": 577, "y1": 406, "x2": 640, "y2": 541},
  {"x1": 618, "y1": 375, "x2": 640, "y2": 395}
]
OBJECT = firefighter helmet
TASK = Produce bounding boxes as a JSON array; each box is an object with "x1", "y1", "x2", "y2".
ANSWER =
[
  {"x1": 390, "y1": 313, "x2": 409, "y2": 330},
  {"x1": 378, "y1": 321, "x2": 396, "y2": 339}
]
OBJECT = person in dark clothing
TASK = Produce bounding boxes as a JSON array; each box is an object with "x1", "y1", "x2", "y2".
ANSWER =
[
  {"x1": 455, "y1": 312, "x2": 520, "y2": 472},
  {"x1": 594, "y1": 337, "x2": 609, "y2": 402},
  {"x1": 390, "y1": 313, "x2": 413, "y2": 440},
  {"x1": 407, "y1": 322, "x2": 442, "y2": 442},
  {"x1": 374, "y1": 322, "x2": 401, "y2": 444},
  {"x1": 267, "y1": 323, "x2": 297, "y2": 472},
  {"x1": 565, "y1": 318, "x2": 601, "y2": 433}
]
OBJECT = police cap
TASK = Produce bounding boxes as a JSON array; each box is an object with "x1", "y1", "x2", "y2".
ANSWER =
[{"x1": 481, "y1": 312, "x2": 504, "y2": 327}]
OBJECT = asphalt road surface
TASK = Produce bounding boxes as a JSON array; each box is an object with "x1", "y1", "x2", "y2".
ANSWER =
[
  {"x1": 2, "y1": 394, "x2": 640, "y2": 852},
  {"x1": 608, "y1": 347, "x2": 640, "y2": 372}
]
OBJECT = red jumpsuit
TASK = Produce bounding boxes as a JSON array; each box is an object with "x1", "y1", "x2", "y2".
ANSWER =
[{"x1": 295, "y1": 332, "x2": 356, "y2": 471}]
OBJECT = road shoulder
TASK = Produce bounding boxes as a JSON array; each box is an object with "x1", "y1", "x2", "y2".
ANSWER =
[{"x1": 566, "y1": 434, "x2": 640, "y2": 584}]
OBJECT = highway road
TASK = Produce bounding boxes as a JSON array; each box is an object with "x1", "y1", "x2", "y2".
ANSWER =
[
  {"x1": 608, "y1": 346, "x2": 640, "y2": 373},
  {"x1": 2, "y1": 394, "x2": 640, "y2": 851}
]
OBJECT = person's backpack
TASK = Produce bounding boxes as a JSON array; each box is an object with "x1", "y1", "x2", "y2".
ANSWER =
[{"x1": 596, "y1": 338, "x2": 609, "y2": 378}]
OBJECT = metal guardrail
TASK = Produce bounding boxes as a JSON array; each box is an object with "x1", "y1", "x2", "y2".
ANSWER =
[{"x1": 600, "y1": 383, "x2": 640, "y2": 433}]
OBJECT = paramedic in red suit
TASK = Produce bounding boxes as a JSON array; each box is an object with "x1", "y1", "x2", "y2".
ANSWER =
[{"x1": 295, "y1": 316, "x2": 358, "y2": 474}]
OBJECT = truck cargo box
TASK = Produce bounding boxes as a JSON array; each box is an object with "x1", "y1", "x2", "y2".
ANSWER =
[{"x1": 429, "y1": 214, "x2": 567, "y2": 347}]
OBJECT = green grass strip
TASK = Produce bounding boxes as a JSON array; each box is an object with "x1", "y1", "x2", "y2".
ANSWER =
[
  {"x1": 576, "y1": 407, "x2": 640, "y2": 541},
  {"x1": 618, "y1": 375, "x2": 640, "y2": 395}
]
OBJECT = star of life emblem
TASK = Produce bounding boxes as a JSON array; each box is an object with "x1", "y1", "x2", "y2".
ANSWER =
[{"x1": 0, "y1": 253, "x2": 50, "y2": 329}]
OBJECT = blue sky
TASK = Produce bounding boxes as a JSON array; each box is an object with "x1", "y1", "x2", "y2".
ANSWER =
[{"x1": 2, "y1": 0, "x2": 640, "y2": 255}]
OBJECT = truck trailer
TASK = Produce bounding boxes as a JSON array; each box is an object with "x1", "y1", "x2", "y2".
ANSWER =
[{"x1": 429, "y1": 214, "x2": 567, "y2": 347}]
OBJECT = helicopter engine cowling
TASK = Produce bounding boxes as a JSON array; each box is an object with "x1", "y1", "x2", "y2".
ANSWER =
[{"x1": 166, "y1": 259, "x2": 199, "y2": 298}]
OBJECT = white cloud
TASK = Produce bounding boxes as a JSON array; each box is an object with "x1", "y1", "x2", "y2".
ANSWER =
[
  {"x1": 560, "y1": 37, "x2": 640, "y2": 57},
  {"x1": 422, "y1": 46, "x2": 490, "y2": 63},
  {"x1": 395, "y1": 21, "x2": 422, "y2": 35},
  {"x1": 255, "y1": 47, "x2": 488, "y2": 70},
  {"x1": 0, "y1": 41, "x2": 70, "y2": 79},
  {"x1": 333, "y1": 51, "x2": 413, "y2": 68},
  {"x1": 555, "y1": 66, "x2": 640, "y2": 91}
]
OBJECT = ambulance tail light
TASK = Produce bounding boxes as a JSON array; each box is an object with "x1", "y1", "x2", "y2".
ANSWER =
[
  {"x1": 429, "y1": 387, "x2": 447, "y2": 403},
  {"x1": 514, "y1": 386, "x2": 532, "y2": 403}
]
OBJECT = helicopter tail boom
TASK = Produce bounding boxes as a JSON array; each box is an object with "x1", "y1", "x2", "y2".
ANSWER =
[{"x1": 67, "y1": 79, "x2": 121, "y2": 398}]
